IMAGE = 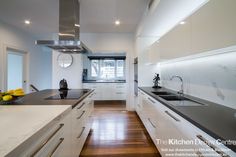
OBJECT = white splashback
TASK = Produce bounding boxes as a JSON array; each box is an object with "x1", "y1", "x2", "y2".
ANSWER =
[{"x1": 160, "y1": 46, "x2": 236, "y2": 109}]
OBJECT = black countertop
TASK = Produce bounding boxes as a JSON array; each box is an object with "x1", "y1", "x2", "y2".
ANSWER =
[
  {"x1": 83, "y1": 80, "x2": 126, "y2": 83},
  {"x1": 16, "y1": 89, "x2": 93, "y2": 109},
  {"x1": 139, "y1": 87, "x2": 236, "y2": 152}
]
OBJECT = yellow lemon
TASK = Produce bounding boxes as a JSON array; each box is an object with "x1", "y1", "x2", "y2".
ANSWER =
[
  {"x1": 13, "y1": 91, "x2": 25, "y2": 97},
  {"x1": 7, "y1": 90, "x2": 14, "y2": 95},
  {"x1": 3, "y1": 95, "x2": 13, "y2": 101},
  {"x1": 14, "y1": 88, "x2": 24, "y2": 92}
]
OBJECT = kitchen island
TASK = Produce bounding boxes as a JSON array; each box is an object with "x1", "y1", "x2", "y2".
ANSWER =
[{"x1": 0, "y1": 89, "x2": 94, "y2": 157}]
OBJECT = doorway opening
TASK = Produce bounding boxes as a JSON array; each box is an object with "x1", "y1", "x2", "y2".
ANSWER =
[{"x1": 6, "y1": 48, "x2": 27, "y2": 92}]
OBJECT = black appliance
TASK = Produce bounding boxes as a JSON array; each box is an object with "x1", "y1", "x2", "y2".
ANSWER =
[
  {"x1": 134, "y1": 57, "x2": 138, "y2": 96},
  {"x1": 82, "y1": 69, "x2": 88, "y2": 81},
  {"x1": 59, "y1": 79, "x2": 68, "y2": 90},
  {"x1": 45, "y1": 89, "x2": 89, "y2": 100}
]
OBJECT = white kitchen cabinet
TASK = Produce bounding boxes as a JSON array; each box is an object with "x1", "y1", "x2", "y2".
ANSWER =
[
  {"x1": 7, "y1": 92, "x2": 94, "y2": 157},
  {"x1": 147, "y1": 41, "x2": 160, "y2": 64},
  {"x1": 83, "y1": 83, "x2": 126, "y2": 100},
  {"x1": 141, "y1": 95, "x2": 196, "y2": 157},
  {"x1": 191, "y1": 0, "x2": 236, "y2": 54},
  {"x1": 137, "y1": 91, "x2": 236, "y2": 157},
  {"x1": 71, "y1": 92, "x2": 94, "y2": 157},
  {"x1": 148, "y1": 0, "x2": 236, "y2": 61},
  {"x1": 158, "y1": 17, "x2": 192, "y2": 60},
  {"x1": 83, "y1": 83, "x2": 102, "y2": 100},
  {"x1": 6, "y1": 109, "x2": 72, "y2": 157}
]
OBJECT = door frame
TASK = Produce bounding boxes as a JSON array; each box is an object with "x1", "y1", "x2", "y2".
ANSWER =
[{"x1": 3, "y1": 44, "x2": 29, "y2": 93}]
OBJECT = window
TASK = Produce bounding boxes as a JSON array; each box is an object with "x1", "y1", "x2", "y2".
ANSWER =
[
  {"x1": 91, "y1": 60, "x2": 99, "y2": 77},
  {"x1": 100, "y1": 60, "x2": 115, "y2": 79},
  {"x1": 90, "y1": 58, "x2": 125, "y2": 79},
  {"x1": 116, "y1": 60, "x2": 125, "y2": 78}
]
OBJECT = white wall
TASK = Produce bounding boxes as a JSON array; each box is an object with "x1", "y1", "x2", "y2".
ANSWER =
[
  {"x1": 52, "y1": 51, "x2": 83, "y2": 89},
  {"x1": 0, "y1": 21, "x2": 52, "y2": 92},
  {"x1": 160, "y1": 46, "x2": 236, "y2": 109},
  {"x1": 52, "y1": 33, "x2": 135, "y2": 110}
]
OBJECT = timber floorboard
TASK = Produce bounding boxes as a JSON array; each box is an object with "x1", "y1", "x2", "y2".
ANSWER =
[{"x1": 80, "y1": 101, "x2": 161, "y2": 157}]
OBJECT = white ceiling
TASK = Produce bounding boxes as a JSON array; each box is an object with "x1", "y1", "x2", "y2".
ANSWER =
[
  {"x1": 80, "y1": 0, "x2": 149, "y2": 33},
  {"x1": 0, "y1": 0, "x2": 149, "y2": 37}
]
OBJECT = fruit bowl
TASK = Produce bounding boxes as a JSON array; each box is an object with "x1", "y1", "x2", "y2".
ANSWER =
[
  {"x1": 0, "y1": 88, "x2": 25, "y2": 105},
  {"x1": 0, "y1": 96, "x2": 23, "y2": 105}
]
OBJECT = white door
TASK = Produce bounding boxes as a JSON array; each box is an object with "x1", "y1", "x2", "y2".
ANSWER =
[{"x1": 7, "y1": 48, "x2": 27, "y2": 91}]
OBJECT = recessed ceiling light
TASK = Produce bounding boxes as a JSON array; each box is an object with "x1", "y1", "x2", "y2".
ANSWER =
[
  {"x1": 115, "y1": 20, "x2": 120, "y2": 25},
  {"x1": 179, "y1": 21, "x2": 186, "y2": 25},
  {"x1": 24, "y1": 20, "x2": 31, "y2": 25}
]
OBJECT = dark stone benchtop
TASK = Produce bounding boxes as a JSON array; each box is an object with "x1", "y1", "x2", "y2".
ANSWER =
[
  {"x1": 139, "y1": 87, "x2": 236, "y2": 152},
  {"x1": 82, "y1": 80, "x2": 126, "y2": 83},
  {"x1": 16, "y1": 89, "x2": 93, "y2": 109}
]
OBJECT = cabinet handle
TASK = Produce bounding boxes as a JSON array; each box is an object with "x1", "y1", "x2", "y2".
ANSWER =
[
  {"x1": 116, "y1": 92, "x2": 124, "y2": 94},
  {"x1": 196, "y1": 135, "x2": 229, "y2": 157},
  {"x1": 30, "y1": 124, "x2": 64, "y2": 157},
  {"x1": 77, "y1": 111, "x2": 86, "y2": 119},
  {"x1": 77, "y1": 127, "x2": 86, "y2": 139},
  {"x1": 165, "y1": 111, "x2": 180, "y2": 122},
  {"x1": 116, "y1": 86, "x2": 124, "y2": 88},
  {"x1": 147, "y1": 97, "x2": 155, "y2": 104},
  {"x1": 77, "y1": 102, "x2": 85, "y2": 109},
  {"x1": 148, "y1": 118, "x2": 156, "y2": 128},
  {"x1": 48, "y1": 138, "x2": 64, "y2": 157}
]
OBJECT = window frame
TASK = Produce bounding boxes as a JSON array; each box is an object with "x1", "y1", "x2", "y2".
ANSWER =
[{"x1": 89, "y1": 58, "x2": 125, "y2": 80}]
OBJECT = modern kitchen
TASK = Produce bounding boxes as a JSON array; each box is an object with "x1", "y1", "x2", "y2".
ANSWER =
[{"x1": 0, "y1": 0, "x2": 236, "y2": 157}]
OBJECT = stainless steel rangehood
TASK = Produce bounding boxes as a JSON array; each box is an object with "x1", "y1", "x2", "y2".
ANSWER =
[{"x1": 36, "y1": 0, "x2": 90, "y2": 53}]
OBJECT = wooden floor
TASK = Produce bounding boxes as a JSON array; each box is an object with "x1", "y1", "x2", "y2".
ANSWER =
[{"x1": 80, "y1": 101, "x2": 161, "y2": 157}]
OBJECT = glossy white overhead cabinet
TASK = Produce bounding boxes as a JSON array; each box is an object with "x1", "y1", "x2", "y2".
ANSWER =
[
  {"x1": 147, "y1": 0, "x2": 236, "y2": 63},
  {"x1": 191, "y1": 0, "x2": 236, "y2": 54}
]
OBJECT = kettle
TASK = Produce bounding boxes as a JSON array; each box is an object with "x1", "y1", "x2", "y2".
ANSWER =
[{"x1": 59, "y1": 79, "x2": 68, "y2": 90}]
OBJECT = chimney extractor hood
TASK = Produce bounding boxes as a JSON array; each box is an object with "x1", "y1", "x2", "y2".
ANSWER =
[{"x1": 36, "y1": 0, "x2": 91, "y2": 53}]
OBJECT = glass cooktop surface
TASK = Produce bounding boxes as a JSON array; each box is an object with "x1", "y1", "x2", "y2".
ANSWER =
[{"x1": 45, "y1": 89, "x2": 89, "y2": 100}]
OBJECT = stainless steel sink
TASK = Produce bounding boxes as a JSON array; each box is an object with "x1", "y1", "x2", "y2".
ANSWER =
[
  {"x1": 152, "y1": 91, "x2": 173, "y2": 95},
  {"x1": 170, "y1": 100, "x2": 206, "y2": 107},
  {"x1": 159, "y1": 95, "x2": 189, "y2": 101},
  {"x1": 159, "y1": 95, "x2": 205, "y2": 107}
]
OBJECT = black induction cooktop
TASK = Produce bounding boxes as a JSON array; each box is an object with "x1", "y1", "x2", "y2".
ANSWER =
[{"x1": 45, "y1": 89, "x2": 89, "y2": 100}]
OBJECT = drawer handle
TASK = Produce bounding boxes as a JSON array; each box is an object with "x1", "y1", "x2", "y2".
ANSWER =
[
  {"x1": 148, "y1": 118, "x2": 156, "y2": 128},
  {"x1": 116, "y1": 86, "x2": 124, "y2": 88},
  {"x1": 77, "y1": 111, "x2": 86, "y2": 119},
  {"x1": 77, "y1": 102, "x2": 85, "y2": 109},
  {"x1": 30, "y1": 124, "x2": 64, "y2": 156},
  {"x1": 196, "y1": 135, "x2": 229, "y2": 157},
  {"x1": 77, "y1": 127, "x2": 86, "y2": 139},
  {"x1": 165, "y1": 111, "x2": 180, "y2": 122},
  {"x1": 48, "y1": 138, "x2": 64, "y2": 157},
  {"x1": 147, "y1": 97, "x2": 155, "y2": 104},
  {"x1": 116, "y1": 92, "x2": 124, "y2": 94}
]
